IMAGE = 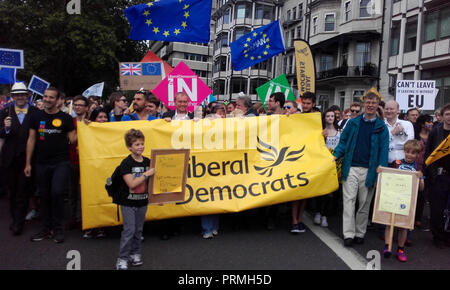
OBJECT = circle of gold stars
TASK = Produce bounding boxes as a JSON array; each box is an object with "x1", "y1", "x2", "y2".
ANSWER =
[
  {"x1": 244, "y1": 31, "x2": 270, "y2": 59},
  {"x1": 143, "y1": 0, "x2": 190, "y2": 38}
]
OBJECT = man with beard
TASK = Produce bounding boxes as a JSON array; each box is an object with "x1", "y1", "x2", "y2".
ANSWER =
[
  {"x1": 122, "y1": 90, "x2": 156, "y2": 121},
  {"x1": 25, "y1": 87, "x2": 77, "y2": 243}
]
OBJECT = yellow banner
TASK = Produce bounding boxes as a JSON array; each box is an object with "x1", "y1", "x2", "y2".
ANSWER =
[
  {"x1": 294, "y1": 40, "x2": 315, "y2": 96},
  {"x1": 78, "y1": 114, "x2": 338, "y2": 229},
  {"x1": 425, "y1": 136, "x2": 449, "y2": 166}
]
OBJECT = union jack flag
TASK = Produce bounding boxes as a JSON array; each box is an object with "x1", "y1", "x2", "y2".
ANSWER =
[{"x1": 121, "y1": 63, "x2": 142, "y2": 76}]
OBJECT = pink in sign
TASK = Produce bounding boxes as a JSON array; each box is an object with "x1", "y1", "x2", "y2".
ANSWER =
[{"x1": 152, "y1": 61, "x2": 212, "y2": 112}]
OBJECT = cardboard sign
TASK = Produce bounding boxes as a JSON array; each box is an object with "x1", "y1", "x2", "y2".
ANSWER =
[
  {"x1": 372, "y1": 167, "x2": 420, "y2": 230},
  {"x1": 396, "y1": 80, "x2": 437, "y2": 111},
  {"x1": 148, "y1": 149, "x2": 190, "y2": 205},
  {"x1": 119, "y1": 62, "x2": 165, "y2": 91},
  {"x1": 152, "y1": 61, "x2": 212, "y2": 113}
]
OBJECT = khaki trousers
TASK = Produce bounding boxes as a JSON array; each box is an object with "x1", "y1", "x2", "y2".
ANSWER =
[{"x1": 342, "y1": 167, "x2": 375, "y2": 239}]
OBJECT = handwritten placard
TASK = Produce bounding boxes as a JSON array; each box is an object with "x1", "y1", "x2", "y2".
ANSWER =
[
  {"x1": 154, "y1": 153, "x2": 186, "y2": 194},
  {"x1": 372, "y1": 167, "x2": 419, "y2": 230},
  {"x1": 378, "y1": 173, "x2": 412, "y2": 216},
  {"x1": 148, "y1": 149, "x2": 190, "y2": 204}
]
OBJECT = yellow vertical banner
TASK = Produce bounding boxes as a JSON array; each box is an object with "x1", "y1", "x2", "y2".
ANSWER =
[
  {"x1": 78, "y1": 114, "x2": 338, "y2": 230},
  {"x1": 294, "y1": 39, "x2": 316, "y2": 96}
]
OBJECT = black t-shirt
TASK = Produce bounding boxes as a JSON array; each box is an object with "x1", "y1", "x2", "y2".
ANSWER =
[
  {"x1": 30, "y1": 110, "x2": 75, "y2": 164},
  {"x1": 118, "y1": 155, "x2": 150, "y2": 207}
]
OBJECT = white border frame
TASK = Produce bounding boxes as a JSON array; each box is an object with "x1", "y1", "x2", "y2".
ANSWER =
[{"x1": 0, "y1": 48, "x2": 24, "y2": 69}]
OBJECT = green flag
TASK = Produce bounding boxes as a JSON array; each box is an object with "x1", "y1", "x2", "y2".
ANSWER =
[{"x1": 256, "y1": 74, "x2": 296, "y2": 111}]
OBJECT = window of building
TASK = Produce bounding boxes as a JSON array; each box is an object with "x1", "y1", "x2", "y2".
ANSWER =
[
  {"x1": 298, "y1": 4, "x2": 303, "y2": 19},
  {"x1": 440, "y1": 7, "x2": 450, "y2": 39},
  {"x1": 250, "y1": 78, "x2": 269, "y2": 94},
  {"x1": 319, "y1": 95, "x2": 329, "y2": 110},
  {"x1": 359, "y1": 0, "x2": 371, "y2": 18},
  {"x1": 283, "y1": 56, "x2": 288, "y2": 75},
  {"x1": 344, "y1": 1, "x2": 352, "y2": 22},
  {"x1": 325, "y1": 14, "x2": 335, "y2": 32},
  {"x1": 353, "y1": 90, "x2": 365, "y2": 103},
  {"x1": 231, "y1": 77, "x2": 247, "y2": 94},
  {"x1": 214, "y1": 56, "x2": 227, "y2": 72},
  {"x1": 339, "y1": 91, "x2": 345, "y2": 109},
  {"x1": 252, "y1": 59, "x2": 272, "y2": 71},
  {"x1": 355, "y1": 42, "x2": 370, "y2": 68},
  {"x1": 265, "y1": 6, "x2": 274, "y2": 20},
  {"x1": 312, "y1": 16, "x2": 318, "y2": 35},
  {"x1": 288, "y1": 55, "x2": 294, "y2": 75},
  {"x1": 287, "y1": 9, "x2": 291, "y2": 22},
  {"x1": 236, "y1": 3, "x2": 251, "y2": 19},
  {"x1": 341, "y1": 43, "x2": 349, "y2": 66},
  {"x1": 290, "y1": 30, "x2": 295, "y2": 47},
  {"x1": 234, "y1": 28, "x2": 250, "y2": 41},
  {"x1": 404, "y1": 17, "x2": 417, "y2": 53},
  {"x1": 297, "y1": 26, "x2": 302, "y2": 39},
  {"x1": 213, "y1": 79, "x2": 226, "y2": 95},
  {"x1": 223, "y1": 9, "x2": 230, "y2": 24},
  {"x1": 390, "y1": 20, "x2": 401, "y2": 55},
  {"x1": 285, "y1": 31, "x2": 290, "y2": 48},
  {"x1": 292, "y1": 7, "x2": 297, "y2": 20},
  {"x1": 320, "y1": 55, "x2": 334, "y2": 71},
  {"x1": 256, "y1": 5, "x2": 264, "y2": 19}
]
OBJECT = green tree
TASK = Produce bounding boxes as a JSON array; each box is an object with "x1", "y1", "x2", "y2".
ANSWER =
[{"x1": 0, "y1": 0, "x2": 148, "y2": 97}]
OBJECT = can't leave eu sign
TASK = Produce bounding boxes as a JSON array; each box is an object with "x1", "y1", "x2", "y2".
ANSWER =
[
  {"x1": 152, "y1": 61, "x2": 212, "y2": 112},
  {"x1": 396, "y1": 80, "x2": 438, "y2": 111}
]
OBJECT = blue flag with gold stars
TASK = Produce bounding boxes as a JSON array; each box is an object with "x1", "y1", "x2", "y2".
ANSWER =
[
  {"x1": 125, "y1": 0, "x2": 212, "y2": 43},
  {"x1": 230, "y1": 21, "x2": 285, "y2": 71}
]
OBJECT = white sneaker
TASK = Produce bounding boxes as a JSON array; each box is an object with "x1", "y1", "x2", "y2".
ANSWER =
[
  {"x1": 314, "y1": 213, "x2": 321, "y2": 225},
  {"x1": 130, "y1": 254, "x2": 143, "y2": 266},
  {"x1": 116, "y1": 258, "x2": 128, "y2": 270},
  {"x1": 212, "y1": 230, "x2": 218, "y2": 236},
  {"x1": 321, "y1": 216, "x2": 328, "y2": 227},
  {"x1": 203, "y1": 232, "x2": 213, "y2": 239},
  {"x1": 25, "y1": 209, "x2": 38, "y2": 221}
]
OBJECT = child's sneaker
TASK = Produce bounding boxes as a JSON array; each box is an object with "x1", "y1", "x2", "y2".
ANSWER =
[
  {"x1": 130, "y1": 254, "x2": 143, "y2": 266},
  {"x1": 383, "y1": 245, "x2": 392, "y2": 258},
  {"x1": 116, "y1": 258, "x2": 128, "y2": 270},
  {"x1": 314, "y1": 213, "x2": 321, "y2": 225},
  {"x1": 397, "y1": 249, "x2": 407, "y2": 262},
  {"x1": 320, "y1": 216, "x2": 328, "y2": 227}
]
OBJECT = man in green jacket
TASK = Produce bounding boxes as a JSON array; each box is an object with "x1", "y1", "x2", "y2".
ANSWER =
[{"x1": 333, "y1": 92, "x2": 389, "y2": 247}]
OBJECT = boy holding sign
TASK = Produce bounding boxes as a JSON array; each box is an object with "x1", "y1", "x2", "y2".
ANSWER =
[
  {"x1": 115, "y1": 129, "x2": 155, "y2": 270},
  {"x1": 382, "y1": 140, "x2": 424, "y2": 262}
]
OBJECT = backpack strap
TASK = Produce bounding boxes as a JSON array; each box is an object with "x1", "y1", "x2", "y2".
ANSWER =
[{"x1": 116, "y1": 205, "x2": 121, "y2": 222}]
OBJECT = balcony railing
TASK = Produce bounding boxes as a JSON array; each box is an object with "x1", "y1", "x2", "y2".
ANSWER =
[{"x1": 317, "y1": 63, "x2": 378, "y2": 80}]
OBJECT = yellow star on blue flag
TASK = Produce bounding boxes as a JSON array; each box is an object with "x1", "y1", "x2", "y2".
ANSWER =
[
  {"x1": 230, "y1": 21, "x2": 285, "y2": 71},
  {"x1": 125, "y1": 0, "x2": 212, "y2": 43}
]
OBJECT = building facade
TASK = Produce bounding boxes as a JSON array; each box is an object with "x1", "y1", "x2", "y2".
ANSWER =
[
  {"x1": 149, "y1": 0, "x2": 450, "y2": 111},
  {"x1": 383, "y1": 0, "x2": 450, "y2": 111}
]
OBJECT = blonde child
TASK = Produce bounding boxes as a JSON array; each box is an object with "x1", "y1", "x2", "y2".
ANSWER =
[{"x1": 382, "y1": 139, "x2": 424, "y2": 262}]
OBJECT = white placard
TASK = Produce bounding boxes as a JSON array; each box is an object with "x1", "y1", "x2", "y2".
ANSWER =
[{"x1": 396, "y1": 80, "x2": 437, "y2": 111}]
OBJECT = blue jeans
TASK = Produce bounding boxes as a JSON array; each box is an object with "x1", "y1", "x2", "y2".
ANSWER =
[
  {"x1": 35, "y1": 161, "x2": 70, "y2": 231},
  {"x1": 201, "y1": 215, "x2": 219, "y2": 234}
]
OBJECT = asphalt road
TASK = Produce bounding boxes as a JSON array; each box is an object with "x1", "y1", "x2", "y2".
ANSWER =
[{"x1": 0, "y1": 195, "x2": 448, "y2": 271}]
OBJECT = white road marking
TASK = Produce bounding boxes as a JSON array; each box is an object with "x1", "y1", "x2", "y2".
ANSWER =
[{"x1": 303, "y1": 213, "x2": 368, "y2": 270}]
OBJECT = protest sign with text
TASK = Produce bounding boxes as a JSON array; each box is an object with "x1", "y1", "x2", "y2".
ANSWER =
[
  {"x1": 396, "y1": 80, "x2": 437, "y2": 111},
  {"x1": 152, "y1": 61, "x2": 211, "y2": 112}
]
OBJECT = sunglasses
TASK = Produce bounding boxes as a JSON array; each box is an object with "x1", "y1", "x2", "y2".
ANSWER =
[
  {"x1": 283, "y1": 106, "x2": 292, "y2": 109},
  {"x1": 350, "y1": 109, "x2": 360, "y2": 113}
]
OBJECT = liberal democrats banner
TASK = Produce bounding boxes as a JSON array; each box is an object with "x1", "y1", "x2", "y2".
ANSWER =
[{"x1": 78, "y1": 114, "x2": 338, "y2": 230}]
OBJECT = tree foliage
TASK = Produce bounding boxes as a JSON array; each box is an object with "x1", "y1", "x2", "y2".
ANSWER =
[{"x1": 0, "y1": 0, "x2": 148, "y2": 97}]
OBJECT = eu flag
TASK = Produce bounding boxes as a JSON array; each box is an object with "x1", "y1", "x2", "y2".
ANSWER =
[
  {"x1": 0, "y1": 48, "x2": 24, "y2": 69},
  {"x1": 230, "y1": 21, "x2": 285, "y2": 71},
  {"x1": 125, "y1": 0, "x2": 212, "y2": 43},
  {"x1": 28, "y1": 75, "x2": 50, "y2": 96},
  {"x1": 0, "y1": 67, "x2": 16, "y2": 84}
]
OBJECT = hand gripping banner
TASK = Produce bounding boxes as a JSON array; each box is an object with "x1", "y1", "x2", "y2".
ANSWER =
[{"x1": 78, "y1": 114, "x2": 338, "y2": 229}]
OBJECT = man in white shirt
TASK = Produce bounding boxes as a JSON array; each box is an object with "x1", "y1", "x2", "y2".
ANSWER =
[{"x1": 384, "y1": 100, "x2": 415, "y2": 166}]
